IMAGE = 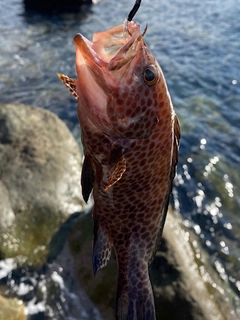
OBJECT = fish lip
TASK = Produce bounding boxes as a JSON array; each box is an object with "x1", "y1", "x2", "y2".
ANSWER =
[
  {"x1": 73, "y1": 34, "x2": 108, "y2": 68},
  {"x1": 74, "y1": 34, "x2": 110, "y2": 93}
]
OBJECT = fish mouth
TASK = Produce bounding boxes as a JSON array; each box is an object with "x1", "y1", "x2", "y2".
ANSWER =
[
  {"x1": 74, "y1": 21, "x2": 143, "y2": 82},
  {"x1": 74, "y1": 22, "x2": 144, "y2": 134}
]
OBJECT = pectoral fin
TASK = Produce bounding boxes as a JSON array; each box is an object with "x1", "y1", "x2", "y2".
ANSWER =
[
  {"x1": 105, "y1": 143, "x2": 127, "y2": 191},
  {"x1": 105, "y1": 155, "x2": 126, "y2": 191},
  {"x1": 81, "y1": 155, "x2": 94, "y2": 203}
]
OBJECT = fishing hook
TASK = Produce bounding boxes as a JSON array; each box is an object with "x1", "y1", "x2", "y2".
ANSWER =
[
  {"x1": 125, "y1": 0, "x2": 147, "y2": 37},
  {"x1": 142, "y1": 23, "x2": 148, "y2": 36}
]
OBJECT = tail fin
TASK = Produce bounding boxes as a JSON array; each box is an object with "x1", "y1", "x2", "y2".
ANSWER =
[{"x1": 116, "y1": 264, "x2": 156, "y2": 320}]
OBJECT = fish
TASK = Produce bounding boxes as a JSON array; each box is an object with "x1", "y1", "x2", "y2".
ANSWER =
[{"x1": 58, "y1": 17, "x2": 180, "y2": 320}]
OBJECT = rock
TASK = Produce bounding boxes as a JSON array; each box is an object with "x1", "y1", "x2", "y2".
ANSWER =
[
  {"x1": 0, "y1": 103, "x2": 85, "y2": 265},
  {"x1": 47, "y1": 222, "x2": 106, "y2": 320},
  {"x1": 0, "y1": 181, "x2": 15, "y2": 230},
  {"x1": 0, "y1": 213, "x2": 106, "y2": 320},
  {"x1": 0, "y1": 103, "x2": 104, "y2": 320},
  {"x1": 0, "y1": 295, "x2": 26, "y2": 320},
  {"x1": 67, "y1": 210, "x2": 116, "y2": 320},
  {"x1": 151, "y1": 210, "x2": 226, "y2": 320},
  {"x1": 67, "y1": 208, "x2": 237, "y2": 320},
  {"x1": 23, "y1": 0, "x2": 93, "y2": 14}
]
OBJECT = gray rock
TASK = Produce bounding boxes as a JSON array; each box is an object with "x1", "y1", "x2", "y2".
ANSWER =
[
  {"x1": 0, "y1": 181, "x2": 15, "y2": 228},
  {"x1": 0, "y1": 103, "x2": 105, "y2": 319},
  {"x1": 48, "y1": 236, "x2": 106, "y2": 320},
  {"x1": 151, "y1": 210, "x2": 228, "y2": 320},
  {"x1": 0, "y1": 294, "x2": 26, "y2": 320},
  {"x1": 0, "y1": 103, "x2": 85, "y2": 263}
]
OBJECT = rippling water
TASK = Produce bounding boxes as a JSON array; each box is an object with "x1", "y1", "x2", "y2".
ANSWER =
[{"x1": 1, "y1": 0, "x2": 240, "y2": 317}]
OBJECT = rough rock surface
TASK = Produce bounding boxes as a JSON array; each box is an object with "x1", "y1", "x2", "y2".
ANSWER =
[
  {"x1": 0, "y1": 103, "x2": 85, "y2": 264},
  {"x1": 0, "y1": 295, "x2": 26, "y2": 320},
  {"x1": 0, "y1": 103, "x2": 105, "y2": 319},
  {"x1": 0, "y1": 180, "x2": 15, "y2": 229},
  {"x1": 151, "y1": 210, "x2": 227, "y2": 320},
  {"x1": 48, "y1": 219, "x2": 106, "y2": 320}
]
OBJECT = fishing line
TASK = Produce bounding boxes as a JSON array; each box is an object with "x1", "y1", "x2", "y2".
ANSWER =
[
  {"x1": 125, "y1": 0, "x2": 147, "y2": 37},
  {"x1": 127, "y1": 0, "x2": 142, "y2": 21}
]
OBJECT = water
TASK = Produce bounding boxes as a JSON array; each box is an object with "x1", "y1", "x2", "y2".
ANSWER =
[{"x1": 0, "y1": 0, "x2": 240, "y2": 317}]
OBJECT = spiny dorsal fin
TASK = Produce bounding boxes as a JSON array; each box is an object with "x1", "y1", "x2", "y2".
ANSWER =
[{"x1": 58, "y1": 73, "x2": 79, "y2": 100}]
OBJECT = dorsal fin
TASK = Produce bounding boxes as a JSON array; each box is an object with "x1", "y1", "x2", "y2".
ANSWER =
[
  {"x1": 58, "y1": 74, "x2": 79, "y2": 100},
  {"x1": 149, "y1": 114, "x2": 180, "y2": 263}
]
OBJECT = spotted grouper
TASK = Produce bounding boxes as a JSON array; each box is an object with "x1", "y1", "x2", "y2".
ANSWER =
[{"x1": 59, "y1": 13, "x2": 180, "y2": 320}]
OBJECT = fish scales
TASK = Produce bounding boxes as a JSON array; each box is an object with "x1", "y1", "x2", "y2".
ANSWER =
[{"x1": 59, "y1": 21, "x2": 180, "y2": 320}]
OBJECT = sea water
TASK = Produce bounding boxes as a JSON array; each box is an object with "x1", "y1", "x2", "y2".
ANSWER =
[{"x1": 0, "y1": 0, "x2": 239, "y2": 318}]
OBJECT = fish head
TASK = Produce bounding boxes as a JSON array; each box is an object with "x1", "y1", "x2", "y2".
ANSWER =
[{"x1": 74, "y1": 21, "x2": 164, "y2": 139}]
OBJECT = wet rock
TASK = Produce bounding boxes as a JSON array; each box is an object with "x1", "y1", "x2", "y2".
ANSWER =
[
  {"x1": 67, "y1": 209, "x2": 237, "y2": 320},
  {"x1": 23, "y1": 0, "x2": 93, "y2": 14},
  {"x1": 0, "y1": 103, "x2": 85, "y2": 265},
  {"x1": 151, "y1": 210, "x2": 226, "y2": 320},
  {"x1": 0, "y1": 295, "x2": 26, "y2": 320},
  {"x1": 47, "y1": 223, "x2": 106, "y2": 320},
  {"x1": 0, "y1": 214, "x2": 105, "y2": 320},
  {"x1": 67, "y1": 210, "x2": 116, "y2": 320},
  {"x1": 0, "y1": 103, "x2": 104, "y2": 320}
]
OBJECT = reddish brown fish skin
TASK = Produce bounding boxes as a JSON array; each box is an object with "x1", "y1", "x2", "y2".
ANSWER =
[{"x1": 61, "y1": 21, "x2": 180, "y2": 320}]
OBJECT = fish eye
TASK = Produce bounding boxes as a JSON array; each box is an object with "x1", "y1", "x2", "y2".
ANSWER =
[{"x1": 143, "y1": 67, "x2": 158, "y2": 86}]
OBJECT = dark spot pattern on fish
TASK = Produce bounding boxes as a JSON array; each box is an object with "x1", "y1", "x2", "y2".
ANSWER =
[{"x1": 59, "y1": 20, "x2": 180, "y2": 320}]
